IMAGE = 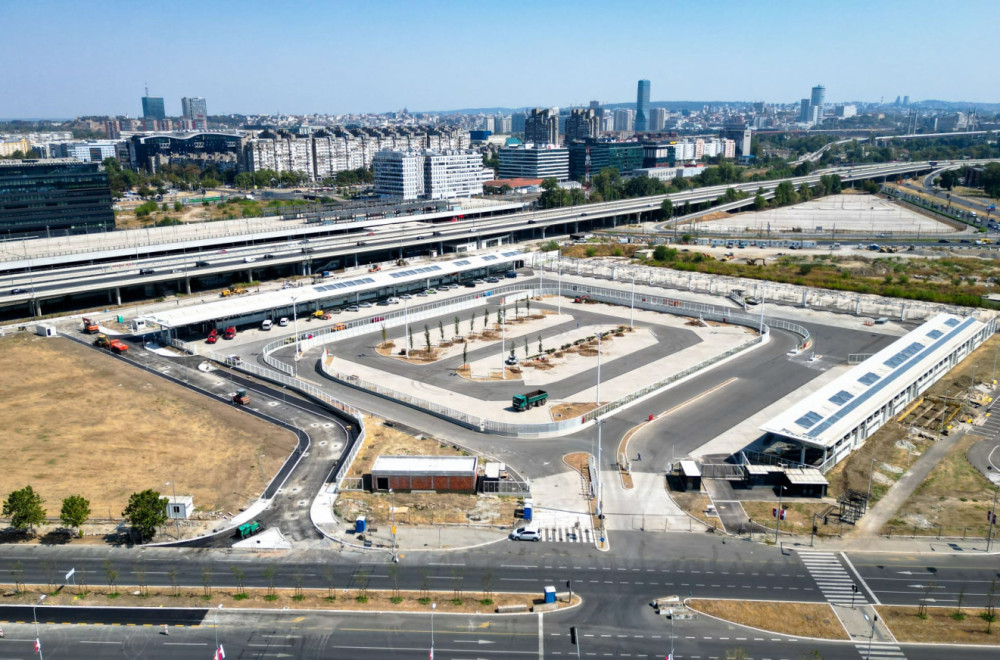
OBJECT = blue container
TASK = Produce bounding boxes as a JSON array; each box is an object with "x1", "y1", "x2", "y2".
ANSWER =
[
  {"x1": 523, "y1": 499, "x2": 533, "y2": 520},
  {"x1": 355, "y1": 516, "x2": 366, "y2": 533},
  {"x1": 544, "y1": 586, "x2": 556, "y2": 604}
]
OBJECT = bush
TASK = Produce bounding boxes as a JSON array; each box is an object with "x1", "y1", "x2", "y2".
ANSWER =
[{"x1": 585, "y1": 247, "x2": 596, "y2": 257}]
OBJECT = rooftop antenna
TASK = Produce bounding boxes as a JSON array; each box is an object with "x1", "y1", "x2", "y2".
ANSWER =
[{"x1": 145, "y1": 83, "x2": 149, "y2": 97}]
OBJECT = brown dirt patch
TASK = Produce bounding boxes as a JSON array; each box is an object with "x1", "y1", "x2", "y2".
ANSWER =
[
  {"x1": 883, "y1": 432, "x2": 997, "y2": 537},
  {"x1": 0, "y1": 334, "x2": 295, "y2": 526},
  {"x1": 687, "y1": 599, "x2": 847, "y2": 640},
  {"x1": 1, "y1": 584, "x2": 573, "y2": 615},
  {"x1": 741, "y1": 501, "x2": 840, "y2": 537},
  {"x1": 668, "y1": 491, "x2": 719, "y2": 530},
  {"x1": 338, "y1": 418, "x2": 516, "y2": 526},
  {"x1": 550, "y1": 402, "x2": 599, "y2": 421},
  {"x1": 877, "y1": 605, "x2": 1000, "y2": 645}
]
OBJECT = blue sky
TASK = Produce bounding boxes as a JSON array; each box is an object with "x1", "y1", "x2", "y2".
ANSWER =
[{"x1": 1, "y1": 0, "x2": 997, "y2": 118}]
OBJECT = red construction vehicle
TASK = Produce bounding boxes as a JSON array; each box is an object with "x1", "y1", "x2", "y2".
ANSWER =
[
  {"x1": 93, "y1": 334, "x2": 129, "y2": 354},
  {"x1": 232, "y1": 389, "x2": 250, "y2": 405},
  {"x1": 206, "y1": 328, "x2": 219, "y2": 344},
  {"x1": 81, "y1": 317, "x2": 100, "y2": 334}
]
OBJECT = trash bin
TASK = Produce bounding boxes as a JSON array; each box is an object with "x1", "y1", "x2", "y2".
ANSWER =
[
  {"x1": 355, "y1": 516, "x2": 366, "y2": 533},
  {"x1": 544, "y1": 586, "x2": 556, "y2": 604},
  {"x1": 523, "y1": 499, "x2": 533, "y2": 521}
]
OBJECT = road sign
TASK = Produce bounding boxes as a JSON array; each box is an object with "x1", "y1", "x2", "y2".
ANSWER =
[{"x1": 65, "y1": 568, "x2": 75, "y2": 581}]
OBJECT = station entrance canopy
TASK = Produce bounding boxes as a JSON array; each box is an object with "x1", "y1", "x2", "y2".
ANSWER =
[{"x1": 141, "y1": 250, "x2": 523, "y2": 329}]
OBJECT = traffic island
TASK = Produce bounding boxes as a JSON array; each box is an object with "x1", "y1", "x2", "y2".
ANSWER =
[
  {"x1": 0, "y1": 584, "x2": 578, "y2": 615},
  {"x1": 686, "y1": 598, "x2": 849, "y2": 640}
]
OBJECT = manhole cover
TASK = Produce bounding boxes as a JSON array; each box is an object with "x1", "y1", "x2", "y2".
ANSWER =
[
  {"x1": 297, "y1": 500, "x2": 307, "y2": 506},
  {"x1": 323, "y1": 423, "x2": 334, "y2": 428},
  {"x1": 267, "y1": 401, "x2": 279, "y2": 407},
  {"x1": 310, "y1": 423, "x2": 320, "y2": 428},
  {"x1": 319, "y1": 441, "x2": 328, "y2": 447}
]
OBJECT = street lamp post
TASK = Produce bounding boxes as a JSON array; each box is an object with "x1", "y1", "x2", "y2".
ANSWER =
[
  {"x1": 404, "y1": 298, "x2": 410, "y2": 359},
  {"x1": 629, "y1": 272, "x2": 636, "y2": 329},
  {"x1": 166, "y1": 481, "x2": 180, "y2": 540},
  {"x1": 33, "y1": 594, "x2": 46, "y2": 660},
  {"x1": 863, "y1": 611, "x2": 877, "y2": 659},
  {"x1": 430, "y1": 602, "x2": 436, "y2": 657},
  {"x1": 215, "y1": 604, "x2": 223, "y2": 657},
  {"x1": 290, "y1": 296, "x2": 300, "y2": 377},
  {"x1": 595, "y1": 332, "x2": 603, "y2": 519},
  {"x1": 557, "y1": 257, "x2": 562, "y2": 315},
  {"x1": 775, "y1": 485, "x2": 786, "y2": 545},
  {"x1": 987, "y1": 486, "x2": 998, "y2": 553}
]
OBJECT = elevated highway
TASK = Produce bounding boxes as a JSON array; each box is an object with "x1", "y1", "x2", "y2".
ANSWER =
[{"x1": 0, "y1": 160, "x2": 946, "y2": 318}]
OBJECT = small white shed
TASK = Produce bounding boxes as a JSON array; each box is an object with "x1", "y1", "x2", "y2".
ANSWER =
[{"x1": 165, "y1": 495, "x2": 195, "y2": 519}]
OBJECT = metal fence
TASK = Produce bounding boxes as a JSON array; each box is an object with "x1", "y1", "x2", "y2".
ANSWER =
[
  {"x1": 534, "y1": 253, "x2": 985, "y2": 324},
  {"x1": 481, "y1": 480, "x2": 532, "y2": 496}
]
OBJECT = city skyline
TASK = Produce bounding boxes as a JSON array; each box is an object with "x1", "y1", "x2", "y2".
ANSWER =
[{"x1": 1, "y1": 0, "x2": 999, "y2": 119}]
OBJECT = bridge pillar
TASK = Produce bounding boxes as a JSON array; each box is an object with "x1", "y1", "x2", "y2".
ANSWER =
[
  {"x1": 899, "y1": 302, "x2": 906, "y2": 321},
  {"x1": 573, "y1": 222, "x2": 579, "y2": 233},
  {"x1": 114, "y1": 287, "x2": 121, "y2": 305},
  {"x1": 246, "y1": 269, "x2": 253, "y2": 282},
  {"x1": 33, "y1": 298, "x2": 41, "y2": 316},
  {"x1": 854, "y1": 297, "x2": 861, "y2": 315},
  {"x1": 800, "y1": 446, "x2": 807, "y2": 464},
  {"x1": 185, "y1": 278, "x2": 191, "y2": 295},
  {"x1": 801, "y1": 290, "x2": 808, "y2": 307}
]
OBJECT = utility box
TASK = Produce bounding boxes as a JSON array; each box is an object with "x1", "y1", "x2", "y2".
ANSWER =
[
  {"x1": 523, "y1": 499, "x2": 533, "y2": 520},
  {"x1": 355, "y1": 516, "x2": 366, "y2": 533},
  {"x1": 34, "y1": 324, "x2": 56, "y2": 337},
  {"x1": 544, "y1": 586, "x2": 556, "y2": 604}
]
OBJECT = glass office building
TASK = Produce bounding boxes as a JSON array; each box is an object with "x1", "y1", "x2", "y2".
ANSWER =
[{"x1": 0, "y1": 159, "x2": 115, "y2": 237}]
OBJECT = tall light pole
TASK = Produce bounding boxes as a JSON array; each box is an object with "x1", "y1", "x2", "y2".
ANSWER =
[
  {"x1": 430, "y1": 602, "x2": 436, "y2": 658},
  {"x1": 500, "y1": 302, "x2": 506, "y2": 380},
  {"x1": 389, "y1": 488, "x2": 396, "y2": 558},
  {"x1": 557, "y1": 257, "x2": 562, "y2": 315},
  {"x1": 595, "y1": 332, "x2": 603, "y2": 518},
  {"x1": 629, "y1": 271, "x2": 636, "y2": 329},
  {"x1": 33, "y1": 594, "x2": 45, "y2": 660},
  {"x1": 863, "y1": 611, "x2": 877, "y2": 660},
  {"x1": 290, "y1": 295, "x2": 300, "y2": 377},
  {"x1": 404, "y1": 298, "x2": 410, "y2": 359},
  {"x1": 987, "y1": 486, "x2": 998, "y2": 553},
  {"x1": 775, "y1": 485, "x2": 787, "y2": 544},
  {"x1": 215, "y1": 604, "x2": 223, "y2": 657},
  {"x1": 166, "y1": 481, "x2": 180, "y2": 540}
]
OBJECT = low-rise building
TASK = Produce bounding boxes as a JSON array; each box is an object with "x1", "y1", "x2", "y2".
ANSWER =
[
  {"x1": 370, "y1": 455, "x2": 479, "y2": 492},
  {"x1": 498, "y1": 145, "x2": 569, "y2": 181}
]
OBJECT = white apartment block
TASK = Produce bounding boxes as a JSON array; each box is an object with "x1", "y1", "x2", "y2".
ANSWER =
[
  {"x1": 374, "y1": 149, "x2": 484, "y2": 200},
  {"x1": 498, "y1": 146, "x2": 569, "y2": 181},
  {"x1": 424, "y1": 150, "x2": 485, "y2": 199},
  {"x1": 373, "y1": 150, "x2": 426, "y2": 200}
]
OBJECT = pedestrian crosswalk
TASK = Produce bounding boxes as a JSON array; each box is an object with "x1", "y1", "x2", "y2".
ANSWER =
[
  {"x1": 853, "y1": 640, "x2": 907, "y2": 659},
  {"x1": 539, "y1": 525, "x2": 593, "y2": 543},
  {"x1": 797, "y1": 550, "x2": 867, "y2": 607}
]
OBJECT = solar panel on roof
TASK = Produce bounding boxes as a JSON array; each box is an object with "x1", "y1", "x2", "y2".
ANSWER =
[
  {"x1": 858, "y1": 372, "x2": 880, "y2": 385},
  {"x1": 944, "y1": 318, "x2": 960, "y2": 327},
  {"x1": 829, "y1": 390, "x2": 854, "y2": 405},
  {"x1": 482, "y1": 255, "x2": 497, "y2": 261},
  {"x1": 454, "y1": 260, "x2": 470, "y2": 266},
  {"x1": 926, "y1": 329, "x2": 943, "y2": 339},
  {"x1": 795, "y1": 411, "x2": 823, "y2": 429},
  {"x1": 883, "y1": 342, "x2": 925, "y2": 369}
]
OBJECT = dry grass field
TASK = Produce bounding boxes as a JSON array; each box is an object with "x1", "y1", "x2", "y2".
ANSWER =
[
  {"x1": 877, "y1": 605, "x2": 1000, "y2": 645},
  {"x1": 688, "y1": 599, "x2": 848, "y2": 640},
  {"x1": 0, "y1": 334, "x2": 295, "y2": 524}
]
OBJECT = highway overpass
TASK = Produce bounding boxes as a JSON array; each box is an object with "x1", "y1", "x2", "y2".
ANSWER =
[{"x1": 0, "y1": 160, "x2": 946, "y2": 319}]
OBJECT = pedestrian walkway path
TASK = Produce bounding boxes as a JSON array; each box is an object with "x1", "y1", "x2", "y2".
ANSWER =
[
  {"x1": 538, "y1": 525, "x2": 592, "y2": 543},
  {"x1": 797, "y1": 550, "x2": 867, "y2": 608}
]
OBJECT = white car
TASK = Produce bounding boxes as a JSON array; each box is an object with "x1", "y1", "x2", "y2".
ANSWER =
[
  {"x1": 399, "y1": 294, "x2": 413, "y2": 300},
  {"x1": 278, "y1": 317, "x2": 289, "y2": 327},
  {"x1": 260, "y1": 319, "x2": 273, "y2": 331},
  {"x1": 510, "y1": 526, "x2": 541, "y2": 542},
  {"x1": 386, "y1": 297, "x2": 401, "y2": 304},
  {"x1": 358, "y1": 301, "x2": 374, "y2": 308}
]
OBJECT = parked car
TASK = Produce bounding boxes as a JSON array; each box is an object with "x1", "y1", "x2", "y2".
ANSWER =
[
  {"x1": 358, "y1": 301, "x2": 373, "y2": 308},
  {"x1": 505, "y1": 271, "x2": 517, "y2": 278},
  {"x1": 399, "y1": 294, "x2": 413, "y2": 300},
  {"x1": 463, "y1": 281, "x2": 476, "y2": 288},
  {"x1": 278, "y1": 317, "x2": 289, "y2": 327},
  {"x1": 261, "y1": 319, "x2": 273, "y2": 331},
  {"x1": 346, "y1": 305, "x2": 360, "y2": 312},
  {"x1": 223, "y1": 326, "x2": 237, "y2": 340},
  {"x1": 486, "y1": 277, "x2": 500, "y2": 283},
  {"x1": 510, "y1": 526, "x2": 541, "y2": 542},
  {"x1": 386, "y1": 297, "x2": 401, "y2": 304}
]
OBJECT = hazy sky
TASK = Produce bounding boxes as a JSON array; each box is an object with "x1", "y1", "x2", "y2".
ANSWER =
[{"x1": 2, "y1": 0, "x2": 997, "y2": 118}]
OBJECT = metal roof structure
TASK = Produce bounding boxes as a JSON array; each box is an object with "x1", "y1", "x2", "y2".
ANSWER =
[
  {"x1": 371, "y1": 455, "x2": 478, "y2": 476},
  {"x1": 760, "y1": 313, "x2": 988, "y2": 450},
  {"x1": 784, "y1": 468, "x2": 829, "y2": 486},
  {"x1": 141, "y1": 250, "x2": 523, "y2": 329}
]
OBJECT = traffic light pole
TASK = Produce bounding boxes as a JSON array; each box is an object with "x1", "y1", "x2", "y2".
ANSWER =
[{"x1": 988, "y1": 487, "x2": 998, "y2": 553}]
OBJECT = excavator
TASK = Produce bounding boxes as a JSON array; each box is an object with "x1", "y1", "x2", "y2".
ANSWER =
[{"x1": 81, "y1": 317, "x2": 100, "y2": 334}]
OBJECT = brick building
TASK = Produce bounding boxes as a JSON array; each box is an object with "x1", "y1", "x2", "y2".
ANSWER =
[{"x1": 370, "y1": 456, "x2": 478, "y2": 492}]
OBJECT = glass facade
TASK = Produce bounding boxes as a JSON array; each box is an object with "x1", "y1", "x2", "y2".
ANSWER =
[
  {"x1": 0, "y1": 160, "x2": 115, "y2": 236},
  {"x1": 569, "y1": 141, "x2": 644, "y2": 180}
]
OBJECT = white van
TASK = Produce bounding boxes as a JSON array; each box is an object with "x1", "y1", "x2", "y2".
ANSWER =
[
  {"x1": 278, "y1": 317, "x2": 289, "y2": 327},
  {"x1": 261, "y1": 319, "x2": 273, "y2": 331}
]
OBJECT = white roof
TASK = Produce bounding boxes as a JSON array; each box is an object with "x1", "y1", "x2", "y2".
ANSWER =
[
  {"x1": 784, "y1": 468, "x2": 829, "y2": 486},
  {"x1": 166, "y1": 495, "x2": 194, "y2": 505},
  {"x1": 142, "y1": 250, "x2": 523, "y2": 328},
  {"x1": 371, "y1": 455, "x2": 478, "y2": 476},
  {"x1": 761, "y1": 313, "x2": 987, "y2": 449},
  {"x1": 679, "y1": 460, "x2": 701, "y2": 477}
]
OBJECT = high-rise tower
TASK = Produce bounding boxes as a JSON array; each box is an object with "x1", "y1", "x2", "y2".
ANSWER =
[{"x1": 635, "y1": 79, "x2": 650, "y2": 132}]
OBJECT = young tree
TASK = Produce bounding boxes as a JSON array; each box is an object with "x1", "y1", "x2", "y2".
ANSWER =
[
  {"x1": 462, "y1": 343, "x2": 468, "y2": 369},
  {"x1": 380, "y1": 323, "x2": 387, "y2": 347},
  {"x1": 438, "y1": 320, "x2": 444, "y2": 342},
  {"x1": 482, "y1": 309, "x2": 488, "y2": 330},
  {"x1": 60, "y1": 495, "x2": 91, "y2": 536},
  {"x1": 525, "y1": 297, "x2": 531, "y2": 315},
  {"x1": 103, "y1": 559, "x2": 118, "y2": 593},
  {"x1": 660, "y1": 199, "x2": 674, "y2": 220},
  {"x1": 122, "y1": 489, "x2": 168, "y2": 543},
  {"x1": 538, "y1": 334, "x2": 543, "y2": 354},
  {"x1": 468, "y1": 313, "x2": 475, "y2": 335},
  {"x1": 524, "y1": 337, "x2": 529, "y2": 358},
  {"x1": 424, "y1": 324, "x2": 431, "y2": 353},
  {"x1": 496, "y1": 309, "x2": 502, "y2": 326},
  {"x1": 454, "y1": 315, "x2": 459, "y2": 336},
  {"x1": 2, "y1": 485, "x2": 46, "y2": 534},
  {"x1": 408, "y1": 326, "x2": 413, "y2": 352}
]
